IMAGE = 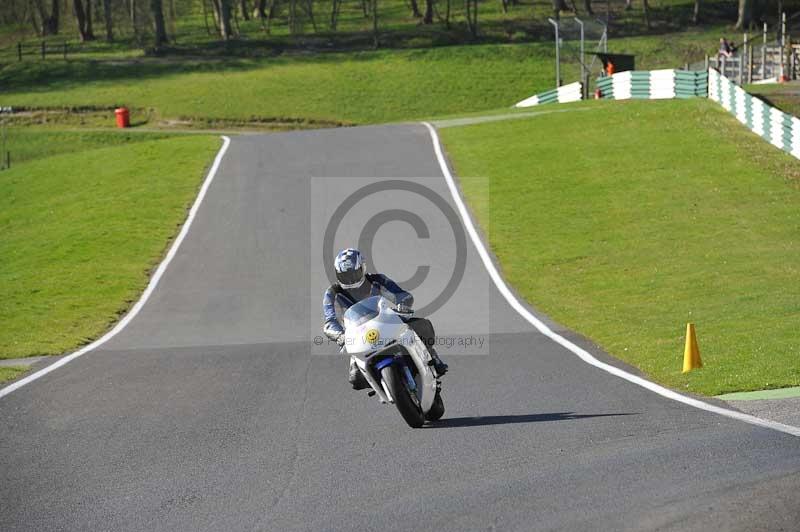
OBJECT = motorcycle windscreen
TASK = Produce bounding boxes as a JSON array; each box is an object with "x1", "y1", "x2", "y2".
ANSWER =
[{"x1": 343, "y1": 295, "x2": 381, "y2": 328}]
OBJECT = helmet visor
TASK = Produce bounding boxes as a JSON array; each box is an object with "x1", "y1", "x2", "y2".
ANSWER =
[{"x1": 337, "y1": 265, "x2": 365, "y2": 287}]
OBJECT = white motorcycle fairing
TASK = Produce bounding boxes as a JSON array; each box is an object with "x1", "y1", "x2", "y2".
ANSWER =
[{"x1": 343, "y1": 296, "x2": 438, "y2": 416}]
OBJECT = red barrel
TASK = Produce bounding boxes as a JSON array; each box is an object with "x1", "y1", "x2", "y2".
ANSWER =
[{"x1": 115, "y1": 107, "x2": 130, "y2": 128}]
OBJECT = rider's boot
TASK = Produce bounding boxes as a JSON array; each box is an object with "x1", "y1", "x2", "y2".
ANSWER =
[
  {"x1": 349, "y1": 357, "x2": 369, "y2": 390},
  {"x1": 428, "y1": 346, "x2": 449, "y2": 377}
]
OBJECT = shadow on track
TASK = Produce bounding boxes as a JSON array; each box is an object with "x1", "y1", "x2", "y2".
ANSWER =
[{"x1": 425, "y1": 412, "x2": 637, "y2": 429}]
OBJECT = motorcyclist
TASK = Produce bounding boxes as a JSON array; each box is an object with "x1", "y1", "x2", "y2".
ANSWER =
[{"x1": 323, "y1": 248, "x2": 449, "y2": 390}]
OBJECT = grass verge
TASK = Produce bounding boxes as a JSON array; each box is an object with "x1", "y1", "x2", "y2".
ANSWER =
[
  {"x1": 0, "y1": 130, "x2": 219, "y2": 360},
  {"x1": 440, "y1": 98, "x2": 800, "y2": 396},
  {"x1": 746, "y1": 83, "x2": 800, "y2": 118},
  {"x1": 0, "y1": 366, "x2": 27, "y2": 383}
]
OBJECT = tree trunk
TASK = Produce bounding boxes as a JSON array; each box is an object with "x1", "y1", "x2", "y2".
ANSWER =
[
  {"x1": 567, "y1": 0, "x2": 578, "y2": 13},
  {"x1": 30, "y1": 5, "x2": 41, "y2": 34},
  {"x1": 372, "y1": 0, "x2": 378, "y2": 48},
  {"x1": 734, "y1": 0, "x2": 751, "y2": 30},
  {"x1": 102, "y1": 0, "x2": 112, "y2": 39},
  {"x1": 240, "y1": 0, "x2": 250, "y2": 20},
  {"x1": 642, "y1": 0, "x2": 650, "y2": 29},
  {"x1": 624, "y1": 0, "x2": 631, "y2": 10},
  {"x1": 465, "y1": 0, "x2": 477, "y2": 37},
  {"x1": 85, "y1": 0, "x2": 95, "y2": 39},
  {"x1": 423, "y1": 0, "x2": 433, "y2": 23},
  {"x1": 552, "y1": 0, "x2": 567, "y2": 19},
  {"x1": 408, "y1": 0, "x2": 422, "y2": 17},
  {"x1": 256, "y1": 0, "x2": 267, "y2": 18},
  {"x1": 168, "y1": 0, "x2": 177, "y2": 40},
  {"x1": 583, "y1": 0, "x2": 593, "y2": 15},
  {"x1": 73, "y1": 0, "x2": 94, "y2": 41},
  {"x1": 266, "y1": 0, "x2": 277, "y2": 32},
  {"x1": 330, "y1": 0, "x2": 341, "y2": 29},
  {"x1": 130, "y1": 0, "x2": 139, "y2": 41},
  {"x1": 150, "y1": 0, "x2": 168, "y2": 45},
  {"x1": 40, "y1": 0, "x2": 60, "y2": 35},
  {"x1": 307, "y1": 0, "x2": 318, "y2": 31},
  {"x1": 218, "y1": 0, "x2": 234, "y2": 39}
]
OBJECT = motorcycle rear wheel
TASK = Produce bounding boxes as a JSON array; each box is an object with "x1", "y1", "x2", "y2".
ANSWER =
[{"x1": 381, "y1": 364, "x2": 425, "y2": 428}]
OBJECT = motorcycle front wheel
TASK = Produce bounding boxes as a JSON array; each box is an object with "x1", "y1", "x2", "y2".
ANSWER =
[
  {"x1": 425, "y1": 391, "x2": 445, "y2": 422},
  {"x1": 381, "y1": 364, "x2": 425, "y2": 428}
]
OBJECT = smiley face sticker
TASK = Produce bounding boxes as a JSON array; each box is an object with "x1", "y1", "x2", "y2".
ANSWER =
[{"x1": 365, "y1": 329, "x2": 380, "y2": 344}]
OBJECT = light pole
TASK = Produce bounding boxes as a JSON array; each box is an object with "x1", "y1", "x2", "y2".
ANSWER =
[{"x1": 548, "y1": 18, "x2": 560, "y2": 87}]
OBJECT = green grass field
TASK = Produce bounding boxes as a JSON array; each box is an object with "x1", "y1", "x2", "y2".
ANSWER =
[
  {"x1": 0, "y1": 130, "x2": 219, "y2": 360},
  {"x1": 440, "y1": 98, "x2": 800, "y2": 396},
  {"x1": 0, "y1": 28, "x2": 723, "y2": 127}
]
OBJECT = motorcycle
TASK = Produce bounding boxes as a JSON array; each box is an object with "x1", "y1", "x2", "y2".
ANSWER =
[{"x1": 342, "y1": 295, "x2": 445, "y2": 428}]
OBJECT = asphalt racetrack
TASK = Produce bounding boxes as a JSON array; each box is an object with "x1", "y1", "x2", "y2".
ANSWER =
[{"x1": 1, "y1": 125, "x2": 799, "y2": 531}]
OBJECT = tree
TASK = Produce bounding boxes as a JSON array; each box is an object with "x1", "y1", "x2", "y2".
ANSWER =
[
  {"x1": 735, "y1": 0, "x2": 751, "y2": 29},
  {"x1": 371, "y1": 0, "x2": 378, "y2": 47},
  {"x1": 73, "y1": 0, "x2": 96, "y2": 41},
  {"x1": 210, "y1": 0, "x2": 235, "y2": 39},
  {"x1": 219, "y1": 0, "x2": 234, "y2": 39},
  {"x1": 642, "y1": 0, "x2": 650, "y2": 29},
  {"x1": 423, "y1": 0, "x2": 433, "y2": 23},
  {"x1": 583, "y1": 0, "x2": 593, "y2": 16},
  {"x1": 34, "y1": 0, "x2": 60, "y2": 35},
  {"x1": 85, "y1": 0, "x2": 94, "y2": 38},
  {"x1": 102, "y1": 0, "x2": 113, "y2": 40},
  {"x1": 240, "y1": 0, "x2": 250, "y2": 20},
  {"x1": 408, "y1": 0, "x2": 422, "y2": 18},
  {"x1": 150, "y1": 0, "x2": 168, "y2": 45},
  {"x1": 255, "y1": 0, "x2": 267, "y2": 18},
  {"x1": 464, "y1": 0, "x2": 477, "y2": 37},
  {"x1": 552, "y1": 0, "x2": 567, "y2": 19}
]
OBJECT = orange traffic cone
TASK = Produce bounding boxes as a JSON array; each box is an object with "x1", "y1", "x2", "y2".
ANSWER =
[{"x1": 682, "y1": 323, "x2": 702, "y2": 373}]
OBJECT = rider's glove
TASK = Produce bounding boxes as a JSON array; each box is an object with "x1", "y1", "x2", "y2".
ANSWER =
[
  {"x1": 336, "y1": 334, "x2": 346, "y2": 347},
  {"x1": 395, "y1": 302, "x2": 412, "y2": 314}
]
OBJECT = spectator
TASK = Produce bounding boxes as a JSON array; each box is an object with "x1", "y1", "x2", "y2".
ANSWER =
[{"x1": 719, "y1": 38, "x2": 733, "y2": 58}]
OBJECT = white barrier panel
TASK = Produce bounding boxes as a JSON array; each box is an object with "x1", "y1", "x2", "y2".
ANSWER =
[
  {"x1": 708, "y1": 69, "x2": 720, "y2": 102},
  {"x1": 649, "y1": 69, "x2": 676, "y2": 99},
  {"x1": 770, "y1": 107, "x2": 784, "y2": 149},
  {"x1": 557, "y1": 83, "x2": 583, "y2": 103},
  {"x1": 792, "y1": 116, "x2": 800, "y2": 157},
  {"x1": 752, "y1": 97, "x2": 764, "y2": 136},
  {"x1": 613, "y1": 71, "x2": 632, "y2": 100},
  {"x1": 735, "y1": 86, "x2": 747, "y2": 124},
  {"x1": 514, "y1": 81, "x2": 583, "y2": 108},
  {"x1": 514, "y1": 94, "x2": 540, "y2": 107},
  {"x1": 720, "y1": 76, "x2": 732, "y2": 111}
]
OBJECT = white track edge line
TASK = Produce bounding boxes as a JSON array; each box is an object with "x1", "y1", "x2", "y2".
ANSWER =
[
  {"x1": 421, "y1": 121, "x2": 800, "y2": 438},
  {"x1": 0, "y1": 135, "x2": 232, "y2": 400}
]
